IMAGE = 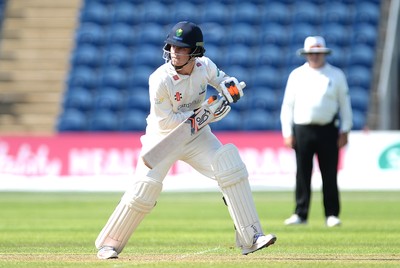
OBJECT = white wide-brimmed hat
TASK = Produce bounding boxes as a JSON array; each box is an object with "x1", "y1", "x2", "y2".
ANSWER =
[{"x1": 297, "y1": 36, "x2": 332, "y2": 55}]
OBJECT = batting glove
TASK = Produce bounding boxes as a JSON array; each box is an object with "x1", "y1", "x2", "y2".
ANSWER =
[{"x1": 220, "y1": 77, "x2": 245, "y2": 103}]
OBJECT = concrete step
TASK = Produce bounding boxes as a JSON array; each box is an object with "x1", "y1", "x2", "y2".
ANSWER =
[
  {"x1": 2, "y1": 28, "x2": 76, "y2": 39},
  {"x1": 0, "y1": 49, "x2": 69, "y2": 61},
  {"x1": 0, "y1": 81, "x2": 65, "y2": 92},
  {"x1": 0, "y1": 70, "x2": 66, "y2": 82},
  {"x1": 0, "y1": 60, "x2": 70, "y2": 71},
  {"x1": 7, "y1": 0, "x2": 81, "y2": 8},
  {"x1": 4, "y1": 17, "x2": 78, "y2": 29}
]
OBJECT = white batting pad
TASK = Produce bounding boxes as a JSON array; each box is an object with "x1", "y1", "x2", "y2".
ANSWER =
[
  {"x1": 212, "y1": 144, "x2": 263, "y2": 248},
  {"x1": 95, "y1": 177, "x2": 162, "y2": 253}
]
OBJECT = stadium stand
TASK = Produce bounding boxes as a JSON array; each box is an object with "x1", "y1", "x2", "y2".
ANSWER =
[
  {"x1": 0, "y1": 0, "x2": 383, "y2": 133},
  {"x1": 0, "y1": 0, "x2": 81, "y2": 134}
]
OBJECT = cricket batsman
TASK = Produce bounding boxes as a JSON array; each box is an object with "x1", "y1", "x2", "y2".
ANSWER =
[{"x1": 95, "y1": 21, "x2": 277, "y2": 259}]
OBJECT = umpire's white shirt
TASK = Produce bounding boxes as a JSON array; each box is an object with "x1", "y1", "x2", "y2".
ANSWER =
[{"x1": 280, "y1": 62, "x2": 353, "y2": 138}]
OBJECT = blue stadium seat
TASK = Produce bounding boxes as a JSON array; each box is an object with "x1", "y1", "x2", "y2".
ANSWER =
[
  {"x1": 242, "y1": 109, "x2": 277, "y2": 131},
  {"x1": 250, "y1": 66, "x2": 284, "y2": 90},
  {"x1": 132, "y1": 45, "x2": 163, "y2": 68},
  {"x1": 232, "y1": 2, "x2": 261, "y2": 26},
  {"x1": 99, "y1": 67, "x2": 128, "y2": 90},
  {"x1": 70, "y1": 44, "x2": 102, "y2": 68},
  {"x1": 107, "y1": 23, "x2": 138, "y2": 47},
  {"x1": 80, "y1": 1, "x2": 111, "y2": 25},
  {"x1": 346, "y1": 66, "x2": 372, "y2": 89},
  {"x1": 221, "y1": 65, "x2": 251, "y2": 86},
  {"x1": 259, "y1": 23, "x2": 290, "y2": 47},
  {"x1": 88, "y1": 110, "x2": 119, "y2": 131},
  {"x1": 57, "y1": 109, "x2": 88, "y2": 131},
  {"x1": 67, "y1": 66, "x2": 98, "y2": 89},
  {"x1": 141, "y1": 1, "x2": 171, "y2": 24},
  {"x1": 248, "y1": 88, "x2": 281, "y2": 112},
  {"x1": 227, "y1": 23, "x2": 259, "y2": 47},
  {"x1": 128, "y1": 66, "x2": 153, "y2": 88},
  {"x1": 63, "y1": 87, "x2": 94, "y2": 111},
  {"x1": 348, "y1": 44, "x2": 375, "y2": 68},
  {"x1": 200, "y1": 2, "x2": 231, "y2": 25},
  {"x1": 136, "y1": 23, "x2": 166, "y2": 46},
  {"x1": 352, "y1": 110, "x2": 367, "y2": 130},
  {"x1": 119, "y1": 109, "x2": 148, "y2": 131},
  {"x1": 125, "y1": 88, "x2": 150, "y2": 112},
  {"x1": 75, "y1": 23, "x2": 107, "y2": 47},
  {"x1": 354, "y1": 1, "x2": 381, "y2": 26},
  {"x1": 223, "y1": 44, "x2": 255, "y2": 68},
  {"x1": 290, "y1": 23, "x2": 319, "y2": 48},
  {"x1": 351, "y1": 23, "x2": 378, "y2": 48},
  {"x1": 326, "y1": 45, "x2": 348, "y2": 69},
  {"x1": 256, "y1": 45, "x2": 286, "y2": 68},
  {"x1": 285, "y1": 52, "x2": 306, "y2": 73},
  {"x1": 322, "y1": 2, "x2": 353, "y2": 26},
  {"x1": 103, "y1": 44, "x2": 132, "y2": 69},
  {"x1": 94, "y1": 87, "x2": 125, "y2": 112},
  {"x1": 112, "y1": 1, "x2": 140, "y2": 26},
  {"x1": 321, "y1": 23, "x2": 351, "y2": 47},
  {"x1": 292, "y1": 2, "x2": 321, "y2": 25},
  {"x1": 349, "y1": 86, "x2": 370, "y2": 112},
  {"x1": 201, "y1": 22, "x2": 228, "y2": 46},
  {"x1": 261, "y1": 2, "x2": 291, "y2": 26},
  {"x1": 85, "y1": 0, "x2": 114, "y2": 4},
  {"x1": 203, "y1": 44, "x2": 224, "y2": 66},
  {"x1": 171, "y1": 2, "x2": 201, "y2": 23}
]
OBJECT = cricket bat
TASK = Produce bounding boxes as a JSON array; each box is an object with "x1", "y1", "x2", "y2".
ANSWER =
[{"x1": 142, "y1": 82, "x2": 246, "y2": 169}]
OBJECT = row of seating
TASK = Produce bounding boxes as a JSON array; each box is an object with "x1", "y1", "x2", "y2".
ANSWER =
[
  {"x1": 58, "y1": 106, "x2": 368, "y2": 132},
  {"x1": 81, "y1": 1, "x2": 380, "y2": 27},
  {"x1": 75, "y1": 21, "x2": 379, "y2": 49},
  {"x1": 66, "y1": 63, "x2": 372, "y2": 94}
]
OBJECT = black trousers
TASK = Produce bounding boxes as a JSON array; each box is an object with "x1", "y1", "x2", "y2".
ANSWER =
[{"x1": 293, "y1": 122, "x2": 340, "y2": 220}]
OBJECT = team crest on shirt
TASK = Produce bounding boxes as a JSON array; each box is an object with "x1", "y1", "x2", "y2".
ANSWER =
[
  {"x1": 175, "y1": 92, "x2": 182, "y2": 101},
  {"x1": 173, "y1": 75, "x2": 180, "y2": 81}
]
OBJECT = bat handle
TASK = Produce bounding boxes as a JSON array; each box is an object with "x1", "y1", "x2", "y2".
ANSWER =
[{"x1": 239, "y1": 81, "x2": 246, "y2": 89}]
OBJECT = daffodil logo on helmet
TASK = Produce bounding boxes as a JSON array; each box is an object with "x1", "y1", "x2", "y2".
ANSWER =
[{"x1": 176, "y1": 28, "x2": 183, "y2": 37}]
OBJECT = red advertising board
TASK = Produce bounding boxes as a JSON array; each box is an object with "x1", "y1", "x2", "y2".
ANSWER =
[{"x1": 0, "y1": 132, "x2": 294, "y2": 176}]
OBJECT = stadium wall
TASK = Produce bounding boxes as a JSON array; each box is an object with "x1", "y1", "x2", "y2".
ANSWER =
[{"x1": 0, "y1": 131, "x2": 399, "y2": 192}]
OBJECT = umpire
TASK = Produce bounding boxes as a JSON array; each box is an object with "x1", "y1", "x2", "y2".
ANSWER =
[{"x1": 280, "y1": 36, "x2": 353, "y2": 227}]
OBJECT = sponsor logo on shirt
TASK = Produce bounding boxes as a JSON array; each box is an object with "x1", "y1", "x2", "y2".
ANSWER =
[
  {"x1": 177, "y1": 99, "x2": 201, "y2": 110},
  {"x1": 175, "y1": 92, "x2": 182, "y2": 101}
]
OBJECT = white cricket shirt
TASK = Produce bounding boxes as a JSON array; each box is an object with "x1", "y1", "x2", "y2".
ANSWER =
[
  {"x1": 280, "y1": 62, "x2": 353, "y2": 137},
  {"x1": 145, "y1": 56, "x2": 228, "y2": 135}
]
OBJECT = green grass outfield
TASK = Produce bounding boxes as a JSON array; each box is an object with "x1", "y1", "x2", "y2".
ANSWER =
[{"x1": 0, "y1": 191, "x2": 399, "y2": 268}]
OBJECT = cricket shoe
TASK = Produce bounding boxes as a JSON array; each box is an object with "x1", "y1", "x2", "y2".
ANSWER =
[
  {"x1": 241, "y1": 233, "x2": 277, "y2": 255},
  {"x1": 97, "y1": 246, "x2": 118, "y2": 259},
  {"x1": 326, "y1": 216, "x2": 341, "y2": 227},
  {"x1": 284, "y1": 214, "x2": 307, "y2": 225}
]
